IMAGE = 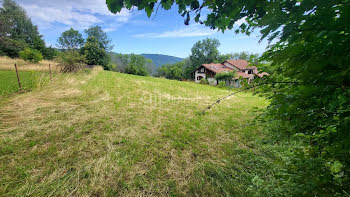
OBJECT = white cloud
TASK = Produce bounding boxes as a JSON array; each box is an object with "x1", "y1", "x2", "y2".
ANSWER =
[
  {"x1": 15, "y1": 0, "x2": 132, "y2": 30},
  {"x1": 134, "y1": 24, "x2": 216, "y2": 38},
  {"x1": 103, "y1": 27, "x2": 117, "y2": 33},
  {"x1": 23, "y1": 5, "x2": 101, "y2": 28},
  {"x1": 234, "y1": 17, "x2": 246, "y2": 26},
  {"x1": 133, "y1": 15, "x2": 247, "y2": 39},
  {"x1": 103, "y1": 24, "x2": 123, "y2": 33}
]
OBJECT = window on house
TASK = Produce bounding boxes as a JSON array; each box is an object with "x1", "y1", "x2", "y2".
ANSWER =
[
  {"x1": 198, "y1": 67, "x2": 205, "y2": 73},
  {"x1": 197, "y1": 76, "x2": 203, "y2": 81}
]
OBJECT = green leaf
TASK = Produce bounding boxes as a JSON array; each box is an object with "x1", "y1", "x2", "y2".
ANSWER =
[
  {"x1": 161, "y1": 0, "x2": 173, "y2": 10},
  {"x1": 145, "y1": 3, "x2": 155, "y2": 17},
  {"x1": 190, "y1": 0, "x2": 199, "y2": 9},
  {"x1": 194, "y1": 14, "x2": 200, "y2": 22},
  {"x1": 106, "y1": 0, "x2": 123, "y2": 13},
  {"x1": 330, "y1": 161, "x2": 343, "y2": 174}
]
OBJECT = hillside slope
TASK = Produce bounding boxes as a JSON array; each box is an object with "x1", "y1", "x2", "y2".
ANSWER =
[
  {"x1": 0, "y1": 70, "x2": 277, "y2": 196},
  {"x1": 140, "y1": 54, "x2": 183, "y2": 67}
]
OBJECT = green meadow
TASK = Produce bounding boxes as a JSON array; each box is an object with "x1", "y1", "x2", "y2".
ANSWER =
[
  {"x1": 0, "y1": 70, "x2": 49, "y2": 97},
  {"x1": 0, "y1": 70, "x2": 297, "y2": 196}
]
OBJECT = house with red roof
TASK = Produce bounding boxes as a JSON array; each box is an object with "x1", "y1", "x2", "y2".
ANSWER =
[{"x1": 194, "y1": 59, "x2": 269, "y2": 86}]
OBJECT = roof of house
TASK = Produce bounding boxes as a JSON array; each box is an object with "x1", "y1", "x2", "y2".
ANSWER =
[
  {"x1": 195, "y1": 59, "x2": 269, "y2": 78},
  {"x1": 225, "y1": 59, "x2": 250, "y2": 70},
  {"x1": 256, "y1": 72, "x2": 270, "y2": 78},
  {"x1": 247, "y1": 66, "x2": 258, "y2": 74},
  {"x1": 235, "y1": 72, "x2": 252, "y2": 79},
  {"x1": 201, "y1": 63, "x2": 232, "y2": 73},
  {"x1": 247, "y1": 66, "x2": 257, "y2": 69}
]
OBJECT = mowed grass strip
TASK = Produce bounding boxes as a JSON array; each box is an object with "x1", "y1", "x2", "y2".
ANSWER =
[{"x1": 0, "y1": 70, "x2": 274, "y2": 196}]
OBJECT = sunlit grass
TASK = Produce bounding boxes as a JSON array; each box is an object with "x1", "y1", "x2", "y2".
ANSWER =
[
  {"x1": 0, "y1": 56, "x2": 59, "y2": 71},
  {"x1": 0, "y1": 70, "x2": 279, "y2": 196},
  {"x1": 0, "y1": 70, "x2": 54, "y2": 98}
]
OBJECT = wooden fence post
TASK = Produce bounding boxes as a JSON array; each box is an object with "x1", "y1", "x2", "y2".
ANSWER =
[
  {"x1": 14, "y1": 63, "x2": 22, "y2": 91},
  {"x1": 49, "y1": 64, "x2": 52, "y2": 80}
]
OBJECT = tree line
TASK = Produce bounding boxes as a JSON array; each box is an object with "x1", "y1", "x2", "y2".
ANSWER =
[
  {"x1": 108, "y1": 53, "x2": 155, "y2": 76},
  {"x1": 157, "y1": 38, "x2": 259, "y2": 80},
  {"x1": 0, "y1": 0, "x2": 111, "y2": 69},
  {"x1": 1, "y1": 0, "x2": 244, "y2": 78},
  {"x1": 0, "y1": 0, "x2": 154, "y2": 75},
  {"x1": 55, "y1": 26, "x2": 112, "y2": 71},
  {"x1": 0, "y1": 0, "x2": 57, "y2": 60},
  {"x1": 0, "y1": 2, "x2": 255, "y2": 78},
  {"x1": 55, "y1": 25, "x2": 154, "y2": 74}
]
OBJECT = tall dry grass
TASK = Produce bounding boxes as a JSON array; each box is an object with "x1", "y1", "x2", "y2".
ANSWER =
[{"x1": 0, "y1": 56, "x2": 59, "y2": 71}]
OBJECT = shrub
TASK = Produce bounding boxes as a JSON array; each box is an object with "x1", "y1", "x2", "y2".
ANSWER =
[
  {"x1": 55, "y1": 50, "x2": 86, "y2": 73},
  {"x1": 81, "y1": 36, "x2": 109, "y2": 69},
  {"x1": 105, "y1": 64, "x2": 118, "y2": 71},
  {"x1": 218, "y1": 81, "x2": 226, "y2": 88},
  {"x1": 0, "y1": 37, "x2": 27, "y2": 58},
  {"x1": 42, "y1": 47, "x2": 59, "y2": 60},
  {"x1": 158, "y1": 62, "x2": 185, "y2": 80},
  {"x1": 200, "y1": 78, "x2": 208, "y2": 84},
  {"x1": 80, "y1": 68, "x2": 92, "y2": 74},
  {"x1": 19, "y1": 48, "x2": 43, "y2": 63},
  {"x1": 215, "y1": 71, "x2": 236, "y2": 82},
  {"x1": 124, "y1": 54, "x2": 149, "y2": 76},
  {"x1": 137, "y1": 66, "x2": 148, "y2": 76}
]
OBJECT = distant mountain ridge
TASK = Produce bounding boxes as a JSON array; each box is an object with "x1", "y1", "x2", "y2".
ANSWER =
[
  {"x1": 108, "y1": 52, "x2": 183, "y2": 68},
  {"x1": 140, "y1": 54, "x2": 183, "y2": 67}
]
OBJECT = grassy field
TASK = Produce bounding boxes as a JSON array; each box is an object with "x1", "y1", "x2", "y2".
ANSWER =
[
  {"x1": 0, "y1": 56, "x2": 59, "y2": 71},
  {"x1": 0, "y1": 70, "x2": 51, "y2": 97},
  {"x1": 0, "y1": 57, "x2": 58, "y2": 97},
  {"x1": 0, "y1": 69, "x2": 291, "y2": 196}
]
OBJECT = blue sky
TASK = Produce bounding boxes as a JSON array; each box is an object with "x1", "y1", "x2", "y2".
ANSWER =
[{"x1": 14, "y1": 0, "x2": 269, "y2": 58}]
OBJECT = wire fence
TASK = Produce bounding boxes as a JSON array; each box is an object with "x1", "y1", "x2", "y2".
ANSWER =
[
  {"x1": 0, "y1": 64, "x2": 53, "y2": 97},
  {"x1": 201, "y1": 81, "x2": 300, "y2": 114}
]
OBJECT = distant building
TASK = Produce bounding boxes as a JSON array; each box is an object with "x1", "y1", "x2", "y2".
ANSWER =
[{"x1": 193, "y1": 59, "x2": 269, "y2": 86}]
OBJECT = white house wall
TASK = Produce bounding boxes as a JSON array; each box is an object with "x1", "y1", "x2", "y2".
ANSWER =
[{"x1": 194, "y1": 70, "x2": 206, "y2": 83}]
